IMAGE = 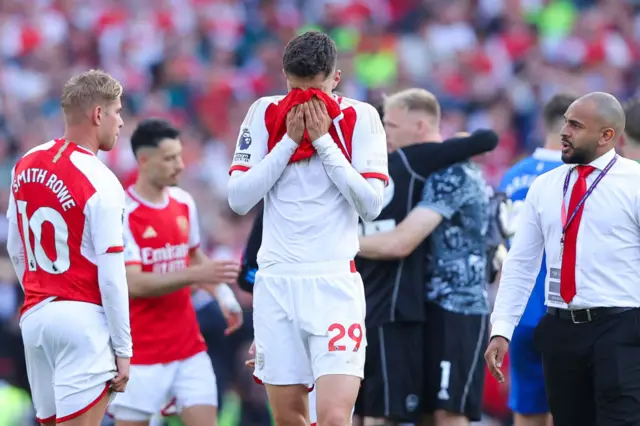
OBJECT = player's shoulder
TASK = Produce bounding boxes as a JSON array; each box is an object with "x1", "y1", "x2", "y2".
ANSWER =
[
  {"x1": 341, "y1": 98, "x2": 383, "y2": 136},
  {"x1": 341, "y1": 97, "x2": 378, "y2": 117},
  {"x1": 242, "y1": 96, "x2": 284, "y2": 128},
  {"x1": 252, "y1": 95, "x2": 285, "y2": 112},
  {"x1": 500, "y1": 156, "x2": 536, "y2": 184},
  {"x1": 123, "y1": 188, "x2": 141, "y2": 212},
  {"x1": 13, "y1": 140, "x2": 57, "y2": 173},
  {"x1": 167, "y1": 186, "x2": 196, "y2": 208},
  {"x1": 20, "y1": 140, "x2": 57, "y2": 160},
  {"x1": 70, "y1": 151, "x2": 124, "y2": 204},
  {"x1": 507, "y1": 156, "x2": 537, "y2": 175}
]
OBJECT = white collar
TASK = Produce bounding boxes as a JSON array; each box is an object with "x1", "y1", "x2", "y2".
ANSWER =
[
  {"x1": 567, "y1": 148, "x2": 617, "y2": 172},
  {"x1": 588, "y1": 148, "x2": 617, "y2": 170}
]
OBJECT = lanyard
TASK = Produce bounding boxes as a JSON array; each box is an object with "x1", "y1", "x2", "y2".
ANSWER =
[{"x1": 561, "y1": 155, "x2": 617, "y2": 233}]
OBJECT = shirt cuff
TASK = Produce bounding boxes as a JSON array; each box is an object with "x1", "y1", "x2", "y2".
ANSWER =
[
  {"x1": 311, "y1": 133, "x2": 333, "y2": 149},
  {"x1": 489, "y1": 320, "x2": 516, "y2": 342},
  {"x1": 280, "y1": 134, "x2": 300, "y2": 151}
]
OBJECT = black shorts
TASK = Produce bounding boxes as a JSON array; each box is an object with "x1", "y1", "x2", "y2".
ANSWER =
[
  {"x1": 423, "y1": 303, "x2": 488, "y2": 421},
  {"x1": 355, "y1": 322, "x2": 424, "y2": 422}
]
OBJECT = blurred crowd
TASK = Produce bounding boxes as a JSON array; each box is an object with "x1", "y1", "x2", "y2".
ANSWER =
[{"x1": 0, "y1": 0, "x2": 639, "y2": 424}]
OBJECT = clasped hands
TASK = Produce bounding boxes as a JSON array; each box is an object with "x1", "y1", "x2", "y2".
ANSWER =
[{"x1": 286, "y1": 97, "x2": 332, "y2": 144}]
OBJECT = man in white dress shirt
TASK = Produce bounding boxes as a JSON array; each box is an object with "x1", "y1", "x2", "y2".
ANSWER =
[{"x1": 485, "y1": 92, "x2": 640, "y2": 426}]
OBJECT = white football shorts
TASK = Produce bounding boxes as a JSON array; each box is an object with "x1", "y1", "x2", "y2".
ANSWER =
[
  {"x1": 20, "y1": 300, "x2": 116, "y2": 423},
  {"x1": 253, "y1": 260, "x2": 367, "y2": 386},
  {"x1": 108, "y1": 351, "x2": 217, "y2": 421}
]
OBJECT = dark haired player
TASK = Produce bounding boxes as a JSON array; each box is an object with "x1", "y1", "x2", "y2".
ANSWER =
[
  {"x1": 108, "y1": 118, "x2": 242, "y2": 426},
  {"x1": 227, "y1": 31, "x2": 388, "y2": 426}
]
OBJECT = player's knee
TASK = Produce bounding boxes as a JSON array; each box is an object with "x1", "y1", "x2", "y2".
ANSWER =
[
  {"x1": 315, "y1": 375, "x2": 360, "y2": 426},
  {"x1": 317, "y1": 407, "x2": 352, "y2": 426}
]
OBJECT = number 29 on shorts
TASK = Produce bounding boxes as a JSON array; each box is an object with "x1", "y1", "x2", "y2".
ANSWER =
[{"x1": 328, "y1": 323, "x2": 363, "y2": 352}]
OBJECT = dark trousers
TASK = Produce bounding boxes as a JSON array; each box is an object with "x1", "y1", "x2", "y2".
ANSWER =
[{"x1": 534, "y1": 308, "x2": 640, "y2": 426}]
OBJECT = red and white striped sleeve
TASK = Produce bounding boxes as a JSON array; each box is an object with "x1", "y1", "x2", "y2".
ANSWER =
[
  {"x1": 351, "y1": 102, "x2": 389, "y2": 185},
  {"x1": 227, "y1": 97, "x2": 298, "y2": 216},
  {"x1": 88, "y1": 170, "x2": 126, "y2": 255},
  {"x1": 121, "y1": 201, "x2": 142, "y2": 267},
  {"x1": 228, "y1": 98, "x2": 270, "y2": 174}
]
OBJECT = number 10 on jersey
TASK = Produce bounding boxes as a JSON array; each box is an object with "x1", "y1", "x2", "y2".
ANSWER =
[{"x1": 16, "y1": 200, "x2": 70, "y2": 274}]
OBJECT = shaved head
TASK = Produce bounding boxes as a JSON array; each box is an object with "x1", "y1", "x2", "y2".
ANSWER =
[
  {"x1": 579, "y1": 92, "x2": 626, "y2": 135},
  {"x1": 560, "y1": 91, "x2": 623, "y2": 164}
]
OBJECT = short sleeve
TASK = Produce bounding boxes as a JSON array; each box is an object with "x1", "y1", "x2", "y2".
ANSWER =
[
  {"x1": 6, "y1": 167, "x2": 16, "y2": 224},
  {"x1": 184, "y1": 193, "x2": 200, "y2": 249},
  {"x1": 89, "y1": 176, "x2": 126, "y2": 255},
  {"x1": 418, "y1": 164, "x2": 467, "y2": 220},
  {"x1": 350, "y1": 102, "x2": 389, "y2": 184},
  {"x1": 167, "y1": 187, "x2": 200, "y2": 249},
  {"x1": 122, "y1": 208, "x2": 141, "y2": 265},
  {"x1": 229, "y1": 98, "x2": 270, "y2": 174}
]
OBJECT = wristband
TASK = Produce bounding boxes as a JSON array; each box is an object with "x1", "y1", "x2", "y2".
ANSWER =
[{"x1": 215, "y1": 283, "x2": 242, "y2": 313}]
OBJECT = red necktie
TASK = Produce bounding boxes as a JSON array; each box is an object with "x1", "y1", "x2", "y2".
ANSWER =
[{"x1": 560, "y1": 165, "x2": 596, "y2": 303}]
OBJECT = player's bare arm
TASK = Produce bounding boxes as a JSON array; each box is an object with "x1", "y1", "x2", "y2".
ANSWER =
[
  {"x1": 358, "y1": 207, "x2": 443, "y2": 260},
  {"x1": 189, "y1": 247, "x2": 244, "y2": 335},
  {"x1": 228, "y1": 99, "x2": 299, "y2": 215},
  {"x1": 125, "y1": 259, "x2": 239, "y2": 298},
  {"x1": 306, "y1": 99, "x2": 386, "y2": 221}
]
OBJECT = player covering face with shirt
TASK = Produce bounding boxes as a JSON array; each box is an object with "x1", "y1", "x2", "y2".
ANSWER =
[{"x1": 228, "y1": 31, "x2": 389, "y2": 426}]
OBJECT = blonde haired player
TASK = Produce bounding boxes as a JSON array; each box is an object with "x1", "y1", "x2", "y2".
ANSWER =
[{"x1": 7, "y1": 70, "x2": 131, "y2": 426}]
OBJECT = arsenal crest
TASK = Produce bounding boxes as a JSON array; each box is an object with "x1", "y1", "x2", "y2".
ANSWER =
[
  {"x1": 176, "y1": 216, "x2": 189, "y2": 236},
  {"x1": 256, "y1": 352, "x2": 264, "y2": 370}
]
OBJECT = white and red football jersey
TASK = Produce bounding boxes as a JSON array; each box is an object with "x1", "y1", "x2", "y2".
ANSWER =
[
  {"x1": 7, "y1": 139, "x2": 126, "y2": 316},
  {"x1": 122, "y1": 186, "x2": 206, "y2": 365},
  {"x1": 229, "y1": 95, "x2": 389, "y2": 265}
]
